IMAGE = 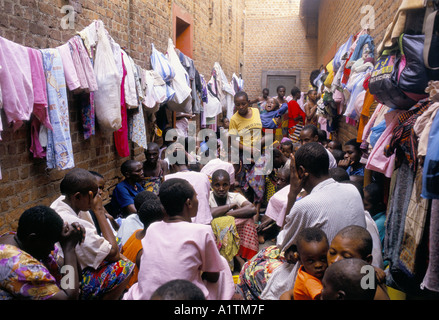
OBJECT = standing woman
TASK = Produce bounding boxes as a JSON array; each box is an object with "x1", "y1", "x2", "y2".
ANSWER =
[{"x1": 229, "y1": 91, "x2": 268, "y2": 222}]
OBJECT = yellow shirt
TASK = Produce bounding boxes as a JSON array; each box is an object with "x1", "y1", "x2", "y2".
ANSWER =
[{"x1": 228, "y1": 108, "x2": 263, "y2": 147}]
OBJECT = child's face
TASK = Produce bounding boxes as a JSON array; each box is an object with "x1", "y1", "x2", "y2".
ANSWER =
[
  {"x1": 298, "y1": 240, "x2": 329, "y2": 280},
  {"x1": 276, "y1": 171, "x2": 289, "y2": 191},
  {"x1": 265, "y1": 98, "x2": 278, "y2": 112},
  {"x1": 281, "y1": 144, "x2": 293, "y2": 158},
  {"x1": 223, "y1": 118, "x2": 230, "y2": 129},
  {"x1": 95, "y1": 176, "x2": 105, "y2": 197},
  {"x1": 327, "y1": 235, "x2": 365, "y2": 266},
  {"x1": 326, "y1": 141, "x2": 338, "y2": 153}
]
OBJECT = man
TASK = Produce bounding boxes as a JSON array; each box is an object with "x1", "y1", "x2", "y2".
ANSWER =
[
  {"x1": 260, "y1": 142, "x2": 366, "y2": 300},
  {"x1": 143, "y1": 142, "x2": 168, "y2": 195},
  {"x1": 299, "y1": 124, "x2": 337, "y2": 169},
  {"x1": 110, "y1": 160, "x2": 145, "y2": 218}
]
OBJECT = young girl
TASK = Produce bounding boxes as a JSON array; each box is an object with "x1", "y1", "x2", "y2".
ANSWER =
[
  {"x1": 305, "y1": 89, "x2": 319, "y2": 126},
  {"x1": 123, "y1": 178, "x2": 235, "y2": 300}
]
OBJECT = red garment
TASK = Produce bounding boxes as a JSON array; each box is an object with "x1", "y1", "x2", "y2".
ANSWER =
[
  {"x1": 287, "y1": 100, "x2": 306, "y2": 128},
  {"x1": 114, "y1": 52, "x2": 130, "y2": 158}
]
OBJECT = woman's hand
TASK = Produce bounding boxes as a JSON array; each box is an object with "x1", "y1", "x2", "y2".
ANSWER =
[{"x1": 59, "y1": 222, "x2": 85, "y2": 250}]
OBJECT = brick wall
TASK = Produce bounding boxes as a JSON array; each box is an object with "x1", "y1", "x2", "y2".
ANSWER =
[
  {"x1": 316, "y1": 0, "x2": 402, "y2": 143},
  {"x1": 243, "y1": 0, "x2": 318, "y2": 99},
  {"x1": 0, "y1": 0, "x2": 244, "y2": 233}
]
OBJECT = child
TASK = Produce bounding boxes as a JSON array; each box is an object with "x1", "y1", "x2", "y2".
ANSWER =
[
  {"x1": 250, "y1": 88, "x2": 270, "y2": 114},
  {"x1": 50, "y1": 168, "x2": 135, "y2": 300},
  {"x1": 280, "y1": 227, "x2": 329, "y2": 300},
  {"x1": 339, "y1": 139, "x2": 365, "y2": 184},
  {"x1": 321, "y1": 258, "x2": 377, "y2": 300},
  {"x1": 304, "y1": 89, "x2": 319, "y2": 126},
  {"x1": 363, "y1": 183, "x2": 387, "y2": 265},
  {"x1": 280, "y1": 139, "x2": 294, "y2": 160},
  {"x1": 260, "y1": 97, "x2": 289, "y2": 130},
  {"x1": 327, "y1": 225, "x2": 389, "y2": 300},
  {"x1": 123, "y1": 178, "x2": 235, "y2": 300},
  {"x1": 121, "y1": 191, "x2": 164, "y2": 288},
  {"x1": 89, "y1": 171, "x2": 120, "y2": 235}
]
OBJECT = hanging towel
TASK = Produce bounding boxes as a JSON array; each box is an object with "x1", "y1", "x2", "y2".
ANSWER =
[
  {"x1": 40, "y1": 48, "x2": 75, "y2": 170},
  {"x1": 0, "y1": 36, "x2": 34, "y2": 131},
  {"x1": 28, "y1": 48, "x2": 52, "y2": 131}
]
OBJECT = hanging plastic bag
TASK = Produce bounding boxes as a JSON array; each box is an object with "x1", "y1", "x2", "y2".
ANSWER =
[
  {"x1": 93, "y1": 21, "x2": 121, "y2": 132},
  {"x1": 150, "y1": 43, "x2": 175, "y2": 83}
]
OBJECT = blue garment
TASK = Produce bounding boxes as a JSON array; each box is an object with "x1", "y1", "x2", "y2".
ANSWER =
[
  {"x1": 111, "y1": 180, "x2": 144, "y2": 212},
  {"x1": 260, "y1": 103, "x2": 288, "y2": 129},
  {"x1": 350, "y1": 34, "x2": 375, "y2": 62},
  {"x1": 40, "y1": 48, "x2": 75, "y2": 170},
  {"x1": 373, "y1": 211, "x2": 386, "y2": 247},
  {"x1": 346, "y1": 165, "x2": 365, "y2": 177}
]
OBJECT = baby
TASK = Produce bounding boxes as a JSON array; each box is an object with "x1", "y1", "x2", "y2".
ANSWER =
[{"x1": 280, "y1": 227, "x2": 329, "y2": 300}]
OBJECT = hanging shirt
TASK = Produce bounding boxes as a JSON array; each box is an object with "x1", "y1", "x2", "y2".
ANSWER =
[{"x1": 0, "y1": 36, "x2": 34, "y2": 131}]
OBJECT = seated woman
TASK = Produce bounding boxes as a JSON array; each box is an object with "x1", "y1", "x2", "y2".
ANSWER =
[
  {"x1": 209, "y1": 169, "x2": 259, "y2": 270},
  {"x1": 123, "y1": 178, "x2": 235, "y2": 300},
  {"x1": 0, "y1": 206, "x2": 84, "y2": 300},
  {"x1": 142, "y1": 142, "x2": 168, "y2": 195}
]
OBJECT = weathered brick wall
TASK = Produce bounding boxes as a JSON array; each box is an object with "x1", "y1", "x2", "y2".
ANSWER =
[
  {"x1": 317, "y1": 0, "x2": 402, "y2": 143},
  {"x1": 243, "y1": 0, "x2": 318, "y2": 99},
  {"x1": 0, "y1": 0, "x2": 244, "y2": 233}
]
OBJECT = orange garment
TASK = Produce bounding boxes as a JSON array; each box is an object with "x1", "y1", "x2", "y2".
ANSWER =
[
  {"x1": 293, "y1": 265, "x2": 323, "y2": 300},
  {"x1": 121, "y1": 229, "x2": 143, "y2": 288},
  {"x1": 357, "y1": 89, "x2": 377, "y2": 143}
]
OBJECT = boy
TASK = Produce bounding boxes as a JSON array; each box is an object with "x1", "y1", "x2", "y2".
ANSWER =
[
  {"x1": 260, "y1": 97, "x2": 289, "y2": 130},
  {"x1": 51, "y1": 168, "x2": 134, "y2": 300},
  {"x1": 327, "y1": 225, "x2": 389, "y2": 300},
  {"x1": 321, "y1": 258, "x2": 377, "y2": 300},
  {"x1": 280, "y1": 228, "x2": 329, "y2": 300},
  {"x1": 304, "y1": 89, "x2": 319, "y2": 126}
]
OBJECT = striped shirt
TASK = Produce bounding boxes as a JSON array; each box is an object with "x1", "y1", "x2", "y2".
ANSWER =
[{"x1": 277, "y1": 178, "x2": 366, "y2": 251}]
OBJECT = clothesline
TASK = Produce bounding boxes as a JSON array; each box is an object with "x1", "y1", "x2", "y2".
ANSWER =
[{"x1": 0, "y1": 19, "x2": 244, "y2": 177}]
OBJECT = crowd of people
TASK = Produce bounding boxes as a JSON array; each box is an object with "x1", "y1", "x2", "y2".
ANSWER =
[{"x1": 0, "y1": 87, "x2": 390, "y2": 301}]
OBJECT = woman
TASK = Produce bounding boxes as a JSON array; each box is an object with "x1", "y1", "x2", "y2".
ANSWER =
[
  {"x1": 123, "y1": 178, "x2": 235, "y2": 300},
  {"x1": 209, "y1": 169, "x2": 259, "y2": 271},
  {"x1": 0, "y1": 206, "x2": 84, "y2": 300}
]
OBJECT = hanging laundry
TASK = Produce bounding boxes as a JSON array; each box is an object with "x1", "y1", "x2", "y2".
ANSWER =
[
  {"x1": 121, "y1": 50, "x2": 139, "y2": 109},
  {"x1": 68, "y1": 35, "x2": 98, "y2": 92},
  {"x1": 93, "y1": 21, "x2": 121, "y2": 132},
  {"x1": 56, "y1": 42, "x2": 81, "y2": 92},
  {"x1": 129, "y1": 107, "x2": 147, "y2": 151},
  {"x1": 166, "y1": 38, "x2": 192, "y2": 108},
  {"x1": 0, "y1": 36, "x2": 34, "y2": 131},
  {"x1": 114, "y1": 52, "x2": 130, "y2": 158},
  {"x1": 27, "y1": 48, "x2": 52, "y2": 131},
  {"x1": 40, "y1": 48, "x2": 75, "y2": 170}
]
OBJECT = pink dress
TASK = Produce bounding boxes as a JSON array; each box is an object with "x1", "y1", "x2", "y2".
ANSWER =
[{"x1": 123, "y1": 221, "x2": 232, "y2": 300}]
